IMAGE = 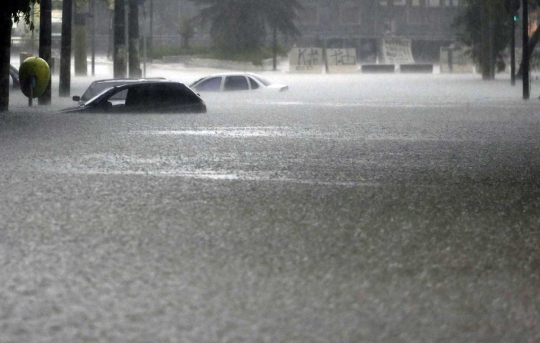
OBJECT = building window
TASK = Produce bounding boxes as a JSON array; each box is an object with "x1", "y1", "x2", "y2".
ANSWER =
[
  {"x1": 427, "y1": 0, "x2": 440, "y2": 6},
  {"x1": 340, "y1": 5, "x2": 361, "y2": 24},
  {"x1": 394, "y1": 0, "x2": 406, "y2": 5},
  {"x1": 446, "y1": 0, "x2": 459, "y2": 6},
  {"x1": 412, "y1": 0, "x2": 421, "y2": 6},
  {"x1": 380, "y1": 0, "x2": 388, "y2": 6},
  {"x1": 299, "y1": 5, "x2": 319, "y2": 24}
]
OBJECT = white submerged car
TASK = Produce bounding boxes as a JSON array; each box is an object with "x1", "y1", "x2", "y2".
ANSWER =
[{"x1": 190, "y1": 73, "x2": 289, "y2": 92}]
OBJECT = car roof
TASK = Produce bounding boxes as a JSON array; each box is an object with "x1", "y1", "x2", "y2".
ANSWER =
[
  {"x1": 107, "y1": 81, "x2": 197, "y2": 93},
  {"x1": 91, "y1": 78, "x2": 167, "y2": 85},
  {"x1": 199, "y1": 72, "x2": 262, "y2": 78}
]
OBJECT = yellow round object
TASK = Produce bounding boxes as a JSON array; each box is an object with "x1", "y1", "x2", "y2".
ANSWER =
[{"x1": 19, "y1": 57, "x2": 50, "y2": 98}]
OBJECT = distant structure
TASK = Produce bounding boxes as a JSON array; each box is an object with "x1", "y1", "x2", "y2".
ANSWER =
[
  {"x1": 152, "y1": 0, "x2": 463, "y2": 63},
  {"x1": 293, "y1": 0, "x2": 462, "y2": 63},
  {"x1": 10, "y1": 0, "x2": 463, "y2": 65}
]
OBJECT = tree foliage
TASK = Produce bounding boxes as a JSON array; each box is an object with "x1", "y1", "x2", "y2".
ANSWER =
[
  {"x1": 453, "y1": 0, "x2": 510, "y2": 72},
  {"x1": 4, "y1": 0, "x2": 41, "y2": 29},
  {"x1": 191, "y1": 0, "x2": 302, "y2": 54}
]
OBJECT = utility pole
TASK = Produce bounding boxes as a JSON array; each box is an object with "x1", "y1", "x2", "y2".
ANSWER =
[
  {"x1": 149, "y1": 0, "x2": 153, "y2": 53},
  {"x1": 39, "y1": 0, "x2": 52, "y2": 105},
  {"x1": 59, "y1": 0, "x2": 72, "y2": 97},
  {"x1": 91, "y1": 0, "x2": 96, "y2": 76},
  {"x1": 505, "y1": 0, "x2": 520, "y2": 86},
  {"x1": 488, "y1": 2, "x2": 495, "y2": 79},
  {"x1": 129, "y1": 0, "x2": 142, "y2": 78},
  {"x1": 511, "y1": 16, "x2": 516, "y2": 85},
  {"x1": 522, "y1": 0, "x2": 530, "y2": 99},
  {"x1": 114, "y1": 0, "x2": 127, "y2": 78}
]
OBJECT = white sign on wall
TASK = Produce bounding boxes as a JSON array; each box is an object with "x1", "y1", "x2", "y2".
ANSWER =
[
  {"x1": 289, "y1": 48, "x2": 325, "y2": 73},
  {"x1": 382, "y1": 37, "x2": 415, "y2": 65},
  {"x1": 326, "y1": 49, "x2": 358, "y2": 73}
]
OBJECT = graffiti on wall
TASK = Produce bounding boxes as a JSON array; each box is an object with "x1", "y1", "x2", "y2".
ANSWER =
[
  {"x1": 326, "y1": 49, "x2": 358, "y2": 73},
  {"x1": 289, "y1": 48, "x2": 325, "y2": 73}
]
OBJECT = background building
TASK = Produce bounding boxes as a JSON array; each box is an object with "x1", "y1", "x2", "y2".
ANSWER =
[{"x1": 11, "y1": 0, "x2": 463, "y2": 64}]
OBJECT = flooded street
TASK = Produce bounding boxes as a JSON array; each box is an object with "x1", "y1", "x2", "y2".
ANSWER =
[{"x1": 1, "y1": 66, "x2": 540, "y2": 342}]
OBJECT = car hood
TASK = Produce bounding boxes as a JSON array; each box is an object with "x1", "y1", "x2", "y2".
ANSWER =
[
  {"x1": 267, "y1": 84, "x2": 289, "y2": 92},
  {"x1": 59, "y1": 106, "x2": 88, "y2": 113}
]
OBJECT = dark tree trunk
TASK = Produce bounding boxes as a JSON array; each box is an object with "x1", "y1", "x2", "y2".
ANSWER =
[
  {"x1": 59, "y1": 0, "x2": 72, "y2": 97},
  {"x1": 0, "y1": 12, "x2": 12, "y2": 112},
  {"x1": 74, "y1": 10, "x2": 87, "y2": 76},
  {"x1": 39, "y1": 0, "x2": 52, "y2": 105},
  {"x1": 114, "y1": 0, "x2": 127, "y2": 78},
  {"x1": 481, "y1": 3, "x2": 491, "y2": 80},
  {"x1": 128, "y1": 0, "x2": 141, "y2": 78}
]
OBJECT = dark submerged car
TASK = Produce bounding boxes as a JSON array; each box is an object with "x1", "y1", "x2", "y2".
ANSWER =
[
  {"x1": 62, "y1": 81, "x2": 206, "y2": 114},
  {"x1": 72, "y1": 77, "x2": 167, "y2": 106}
]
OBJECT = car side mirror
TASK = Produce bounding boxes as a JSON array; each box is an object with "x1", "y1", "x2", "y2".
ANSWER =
[{"x1": 72, "y1": 95, "x2": 80, "y2": 102}]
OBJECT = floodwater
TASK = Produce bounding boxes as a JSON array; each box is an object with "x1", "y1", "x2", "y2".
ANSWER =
[{"x1": 1, "y1": 61, "x2": 540, "y2": 342}]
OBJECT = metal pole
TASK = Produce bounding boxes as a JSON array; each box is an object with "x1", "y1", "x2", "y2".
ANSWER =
[
  {"x1": 143, "y1": 3, "x2": 147, "y2": 78},
  {"x1": 523, "y1": 0, "x2": 529, "y2": 99},
  {"x1": 38, "y1": 0, "x2": 52, "y2": 105},
  {"x1": 150, "y1": 0, "x2": 153, "y2": 52},
  {"x1": 489, "y1": 2, "x2": 495, "y2": 79},
  {"x1": 59, "y1": 0, "x2": 72, "y2": 97},
  {"x1": 125, "y1": 0, "x2": 129, "y2": 77},
  {"x1": 91, "y1": 0, "x2": 96, "y2": 76},
  {"x1": 511, "y1": 15, "x2": 516, "y2": 86}
]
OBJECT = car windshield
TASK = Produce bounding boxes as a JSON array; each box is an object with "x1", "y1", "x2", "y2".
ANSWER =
[
  {"x1": 83, "y1": 87, "x2": 118, "y2": 107},
  {"x1": 81, "y1": 81, "x2": 130, "y2": 101},
  {"x1": 250, "y1": 74, "x2": 272, "y2": 86}
]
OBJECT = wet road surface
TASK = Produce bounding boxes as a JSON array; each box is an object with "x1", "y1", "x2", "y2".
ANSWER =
[{"x1": 1, "y1": 68, "x2": 540, "y2": 342}]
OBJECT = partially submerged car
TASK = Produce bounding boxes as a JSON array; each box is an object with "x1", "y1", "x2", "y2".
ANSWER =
[
  {"x1": 73, "y1": 77, "x2": 167, "y2": 106},
  {"x1": 63, "y1": 81, "x2": 206, "y2": 114},
  {"x1": 190, "y1": 72, "x2": 288, "y2": 92}
]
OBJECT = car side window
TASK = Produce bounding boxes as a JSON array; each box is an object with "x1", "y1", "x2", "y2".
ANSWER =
[
  {"x1": 195, "y1": 77, "x2": 222, "y2": 92},
  {"x1": 248, "y1": 77, "x2": 259, "y2": 90},
  {"x1": 224, "y1": 76, "x2": 249, "y2": 91},
  {"x1": 125, "y1": 85, "x2": 152, "y2": 107},
  {"x1": 110, "y1": 89, "x2": 128, "y2": 101},
  {"x1": 151, "y1": 85, "x2": 174, "y2": 103},
  {"x1": 150, "y1": 84, "x2": 201, "y2": 106}
]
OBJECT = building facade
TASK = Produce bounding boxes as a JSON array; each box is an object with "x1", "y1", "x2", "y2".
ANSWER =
[
  {"x1": 295, "y1": 0, "x2": 462, "y2": 63},
  {"x1": 12, "y1": 0, "x2": 461, "y2": 64}
]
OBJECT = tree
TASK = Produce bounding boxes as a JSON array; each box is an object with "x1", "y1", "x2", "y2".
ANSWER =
[
  {"x1": 113, "y1": 0, "x2": 126, "y2": 77},
  {"x1": 191, "y1": 0, "x2": 301, "y2": 60},
  {"x1": 516, "y1": 0, "x2": 540, "y2": 78},
  {"x1": 260, "y1": 0, "x2": 302, "y2": 71},
  {"x1": 454, "y1": 0, "x2": 510, "y2": 78},
  {"x1": 177, "y1": 15, "x2": 194, "y2": 49},
  {"x1": 59, "y1": 0, "x2": 72, "y2": 97},
  {"x1": 128, "y1": 0, "x2": 141, "y2": 78},
  {"x1": 0, "y1": 0, "x2": 40, "y2": 111}
]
